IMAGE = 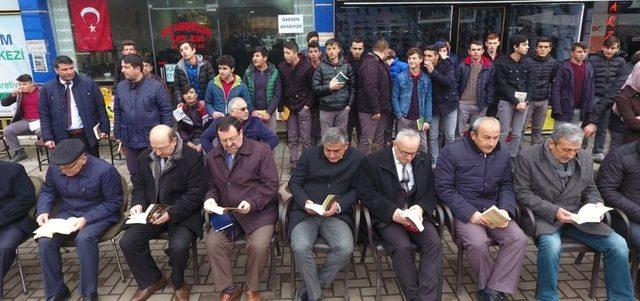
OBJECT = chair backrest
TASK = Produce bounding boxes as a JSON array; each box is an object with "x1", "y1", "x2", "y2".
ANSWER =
[{"x1": 28, "y1": 176, "x2": 44, "y2": 220}]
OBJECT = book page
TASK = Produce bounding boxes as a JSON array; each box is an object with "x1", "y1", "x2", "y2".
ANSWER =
[
  {"x1": 482, "y1": 206, "x2": 511, "y2": 229},
  {"x1": 28, "y1": 120, "x2": 40, "y2": 131},
  {"x1": 33, "y1": 217, "x2": 79, "y2": 239},
  {"x1": 402, "y1": 210, "x2": 425, "y2": 232},
  {"x1": 305, "y1": 203, "x2": 326, "y2": 215},
  {"x1": 173, "y1": 107, "x2": 187, "y2": 121},
  {"x1": 570, "y1": 203, "x2": 612, "y2": 224}
]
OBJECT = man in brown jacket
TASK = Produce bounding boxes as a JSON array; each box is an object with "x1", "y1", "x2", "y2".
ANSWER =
[{"x1": 203, "y1": 116, "x2": 279, "y2": 301}]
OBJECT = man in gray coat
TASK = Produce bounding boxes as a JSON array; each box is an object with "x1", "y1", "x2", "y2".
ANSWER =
[{"x1": 514, "y1": 123, "x2": 634, "y2": 301}]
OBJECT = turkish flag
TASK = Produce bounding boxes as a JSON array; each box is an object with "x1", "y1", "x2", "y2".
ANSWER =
[{"x1": 69, "y1": 0, "x2": 113, "y2": 51}]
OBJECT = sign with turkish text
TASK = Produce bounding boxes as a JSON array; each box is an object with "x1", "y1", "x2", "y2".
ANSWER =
[
  {"x1": 160, "y1": 22, "x2": 212, "y2": 51},
  {"x1": 278, "y1": 15, "x2": 304, "y2": 34},
  {"x1": 0, "y1": 14, "x2": 32, "y2": 117},
  {"x1": 69, "y1": 0, "x2": 113, "y2": 51}
]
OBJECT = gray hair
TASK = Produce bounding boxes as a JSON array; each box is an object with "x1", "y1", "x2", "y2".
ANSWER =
[
  {"x1": 228, "y1": 97, "x2": 246, "y2": 110},
  {"x1": 395, "y1": 129, "x2": 420, "y2": 143},
  {"x1": 550, "y1": 123, "x2": 584, "y2": 144},
  {"x1": 321, "y1": 127, "x2": 348, "y2": 145},
  {"x1": 471, "y1": 117, "x2": 500, "y2": 133}
]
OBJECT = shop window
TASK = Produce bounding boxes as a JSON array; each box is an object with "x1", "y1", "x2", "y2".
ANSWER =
[
  {"x1": 456, "y1": 7, "x2": 505, "y2": 56},
  {"x1": 589, "y1": 1, "x2": 640, "y2": 59},
  {"x1": 508, "y1": 4, "x2": 584, "y2": 61},
  {"x1": 336, "y1": 5, "x2": 452, "y2": 59}
]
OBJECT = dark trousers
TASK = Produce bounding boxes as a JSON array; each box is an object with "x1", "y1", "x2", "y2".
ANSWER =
[
  {"x1": 592, "y1": 109, "x2": 610, "y2": 154},
  {"x1": 0, "y1": 225, "x2": 28, "y2": 297},
  {"x1": 375, "y1": 221, "x2": 443, "y2": 301},
  {"x1": 347, "y1": 106, "x2": 361, "y2": 144},
  {"x1": 37, "y1": 218, "x2": 113, "y2": 298},
  {"x1": 123, "y1": 147, "x2": 146, "y2": 180},
  {"x1": 67, "y1": 130, "x2": 99, "y2": 158},
  {"x1": 120, "y1": 223, "x2": 195, "y2": 289}
]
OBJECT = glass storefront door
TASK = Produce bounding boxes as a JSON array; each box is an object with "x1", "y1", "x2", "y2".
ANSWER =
[{"x1": 456, "y1": 7, "x2": 506, "y2": 55}]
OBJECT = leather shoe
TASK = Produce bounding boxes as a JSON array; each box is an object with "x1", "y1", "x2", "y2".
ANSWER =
[
  {"x1": 82, "y1": 293, "x2": 98, "y2": 301},
  {"x1": 131, "y1": 277, "x2": 168, "y2": 301},
  {"x1": 218, "y1": 285, "x2": 241, "y2": 301},
  {"x1": 245, "y1": 290, "x2": 261, "y2": 301},
  {"x1": 47, "y1": 286, "x2": 70, "y2": 301},
  {"x1": 172, "y1": 282, "x2": 190, "y2": 301}
]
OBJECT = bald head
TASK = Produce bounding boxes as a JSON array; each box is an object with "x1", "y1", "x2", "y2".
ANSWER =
[
  {"x1": 470, "y1": 117, "x2": 500, "y2": 154},
  {"x1": 149, "y1": 125, "x2": 177, "y2": 157}
]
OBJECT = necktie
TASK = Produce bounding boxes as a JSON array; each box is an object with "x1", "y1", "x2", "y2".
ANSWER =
[
  {"x1": 65, "y1": 81, "x2": 72, "y2": 128},
  {"x1": 226, "y1": 153, "x2": 233, "y2": 168},
  {"x1": 400, "y1": 164, "x2": 410, "y2": 192}
]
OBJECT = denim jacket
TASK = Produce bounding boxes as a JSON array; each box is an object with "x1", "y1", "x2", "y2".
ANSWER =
[{"x1": 391, "y1": 70, "x2": 433, "y2": 122}]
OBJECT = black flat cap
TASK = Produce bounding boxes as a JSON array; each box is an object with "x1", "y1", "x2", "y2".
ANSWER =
[{"x1": 50, "y1": 139, "x2": 85, "y2": 165}]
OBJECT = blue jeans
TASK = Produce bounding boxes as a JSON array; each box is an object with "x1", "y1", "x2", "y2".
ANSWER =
[
  {"x1": 536, "y1": 226, "x2": 634, "y2": 301},
  {"x1": 429, "y1": 109, "x2": 457, "y2": 166}
]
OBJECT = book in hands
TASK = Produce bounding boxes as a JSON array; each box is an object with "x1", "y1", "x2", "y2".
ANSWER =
[
  {"x1": 569, "y1": 203, "x2": 612, "y2": 224},
  {"x1": 402, "y1": 210, "x2": 424, "y2": 232},
  {"x1": 33, "y1": 217, "x2": 80, "y2": 239},
  {"x1": 481, "y1": 205, "x2": 511, "y2": 229},
  {"x1": 333, "y1": 71, "x2": 349, "y2": 84},
  {"x1": 173, "y1": 107, "x2": 187, "y2": 121},
  {"x1": 416, "y1": 117, "x2": 427, "y2": 130},
  {"x1": 203, "y1": 200, "x2": 239, "y2": 216},
  {"x1": 304, "y1": 194, "x2": 338, "y2": 215},
  {"x1": 126, "y1": 204, "x2": 171, "y2": 225},
  {"x1": 514, "y1": 91, "x2": 528, "y2": 103},
  {"x1": 93, "y1": 124, "x2": 100, "y2": 140}
]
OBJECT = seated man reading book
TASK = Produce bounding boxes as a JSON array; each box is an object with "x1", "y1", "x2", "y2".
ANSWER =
[
  {"x1": 119, "y1": 125, "x2": 207, "y2": 301},
  {"x1": 35, "y1": 138, "x2": 123, "y2": 301},
  {"x1": 288, "y1": 127, "x2": 364, "y2": 301},
  {"x1": 358, "y1": 129, "x2": 443, "y2": 300},
  {"x1": 435, "y1": 117, "x2": 527, "y2": 301},
  {"x1": 203, "y1": 116, "x2": 279, "y2": 301},
  {"x1": 514, "y1": 123, "x2": 633, "y2": 301}
]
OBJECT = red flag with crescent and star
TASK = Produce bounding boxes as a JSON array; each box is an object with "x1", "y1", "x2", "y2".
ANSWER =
[{"x1": 69, "y1": 0, "x2": 113, "y2": 51}]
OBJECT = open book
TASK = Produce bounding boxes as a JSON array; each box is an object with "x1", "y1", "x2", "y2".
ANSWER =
[
  {"x1": 482, "y1": 205, "x2": 511, "y2": 229},
  {"x1": 333, "y1": 71, "x2": 349, "y2": 84},
  {"x1": 126, "y1": 204, "x2": 171, "y2": 225},
  {"x1": 203, "y1": 199, "x2": 239, "y2": 215},
  {"x1": 305, "y1": 195, "x2": 338, "y2": 215},
  {"x1": 402, "y1": 210, "x2": 424, "y2": 232},
  {"x1": 173, "y1": 107, "x2": 187, "y2": 121},
  {"x1": 570, "y1": 203, "x2": 612, "y2": 224},
  {"x1": 33, "y1": 217, "x2": 80, "y2": 239}
]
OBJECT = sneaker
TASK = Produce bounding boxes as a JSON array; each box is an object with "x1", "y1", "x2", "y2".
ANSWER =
[
  {"x1": 9, "y1": 149, "x2": 27, "y2": 163},
  {"x1": 593, "y1": 153, "x2": 605, "y2": 163}
]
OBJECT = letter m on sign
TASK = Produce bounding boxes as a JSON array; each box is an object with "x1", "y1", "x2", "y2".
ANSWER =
[{"x1": 0, "y1": 34, "x2": 12, "y2": 45}]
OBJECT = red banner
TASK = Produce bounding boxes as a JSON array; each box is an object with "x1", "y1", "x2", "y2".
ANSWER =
[{"x1": 69, "y1": 0, "x2": 113, "y2": 51}]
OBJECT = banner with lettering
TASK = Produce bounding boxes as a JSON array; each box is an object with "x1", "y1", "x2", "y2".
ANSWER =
[
  {"x1": 0, "y1": 14, "x2": 32, "y2": 117},
  {"x1": 69, "y1": 0, "x2": 113, "y2": 51}
]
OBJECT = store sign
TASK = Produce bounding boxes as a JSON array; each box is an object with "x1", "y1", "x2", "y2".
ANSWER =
[
  {"x1": 0, "y1": 14, "x2": 32, "y2": 117},
  {"x1": 160, "y1": 22, "x2": 212, "y2": 51},
  {"x1": 278, "y1": 15, "x2": 304, "y2": 34}
]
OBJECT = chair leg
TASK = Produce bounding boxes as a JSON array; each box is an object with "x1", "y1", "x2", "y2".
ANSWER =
[
  {"x1": 36, "y1": 145, "x2": 43, "y2": 172},
  {"x1": 589, "y1": 252, "x2": 601, "y2": 299},
  {"x1": 16, "y1": 248, "x2": 27, "y2": 295},
  {"x1": 267, "y1": 241, "x2": 275, "y2": 291},
  {"x1": 575, "y1": 251, "x2": 585, "y2": 264},
  {"x1": 290, "y1": 251, "x2": 296, "y2": 299},
  {"x1": 360, "y1": 243, "x2": 368, "y2": 264},
  {"x1": 375, "y1": 250, "x2": 382, "y2": 301},
  {"x1": 343, "y1": 256, "x2": 352, "y2": 301},
  {"x1": 111, "y1": 238, "x2": 126, "y2": 283},
  {"x1": 108, "y1": 139, "x2": 115, "y2": 165},
  {"x1": 192, "y1": 241, "x2": 199, "y2": 285},
  {"x1": 456, "y1": 246, "x2": 463, "y2": 296}
]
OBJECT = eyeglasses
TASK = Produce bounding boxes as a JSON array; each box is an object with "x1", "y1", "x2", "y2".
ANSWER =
[
  {"x1": 232, "y1": 106, "x2": 248, "y2": 112},
  {"x1": 220, "y1": 134, "x2": 241, "y2": 144},
  {"x1": 397, "y1": 147, "x2": 419, "y2": 157}
]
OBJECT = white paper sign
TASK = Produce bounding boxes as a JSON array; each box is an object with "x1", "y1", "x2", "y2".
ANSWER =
[
  {"x1": 278, "y1": 15, "x2": 304, "y2": 34},
  {"x1": 26, "y1": 40, "x2": 46, "y2": 53},
  {"x1": 164, "y1": 64, "x2": 176, "y2": 83}
]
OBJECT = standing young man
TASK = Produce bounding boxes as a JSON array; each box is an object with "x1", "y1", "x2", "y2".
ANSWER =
[
  {"x1": 279, "y1": 41, "x2": 315, "y2": 168},
  {"x1": 523, "y1": 37, "x2": 558, "y2": 146},
  {"x1": 356, "y1": 39, "x2": 391, "y2": 155},
  {"x1": 173, "y1": 41, "x2": 215, "y2": 105},
  {"x1": 244, "y1": 46, "x2": 281, "y2": 132},
  {"x1": 391, "y1": 47, "x2": 432, "y2": 153},
  {"x1": 550, "y1": 42, "x2": 595, "y2": 132},
  {"x1": 205, "y1": 55, "x2": 251, "y2": 118},
  {"x1": 495, "y1": 34, "x2": 532, "y2": 158},
  {"x1": 347, "y1": 38, "x2": 365, "y2": 143},
  {"x1": 583, "y1": 35, "x2": 631, "y2": 159},
  {"x1": 484, "y1": 33, "x2": 502, "y2": 117},
  {"x1": 112, "y1": 40, "x2": 136, "y2": 90},
  {"x1": 312, "y1": 38, "x2": 355, "y2": 135}
]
